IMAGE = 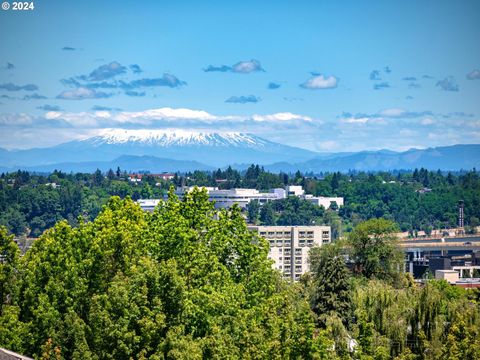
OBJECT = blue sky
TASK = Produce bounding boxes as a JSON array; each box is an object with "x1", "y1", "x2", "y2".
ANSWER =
[{"x1": 0, "y1": 0, "x2": 479, "y2": 152}]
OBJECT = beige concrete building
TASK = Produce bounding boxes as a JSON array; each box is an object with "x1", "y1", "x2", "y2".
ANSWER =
[
  {"x1": 249, "y1": 225, "x2": 331, "y2": 281},
  {"x1": 435, "y1": 270, "x2": 460, "y2": 283}
]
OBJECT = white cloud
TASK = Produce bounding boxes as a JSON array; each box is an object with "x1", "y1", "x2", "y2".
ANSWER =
[
  {"x1": 0, "y1": 113, "x2": 33, "y2": 125},
  {"x1": 466, "y1": 69, "x2": 480, "y2": 80},
  {"x1": 420, "y1": 118, "x2": 435, "y2": 125},
  {"x1": 251, "y1": 112, "x2": 312, "y2": 122},
  {"x1": 378, "y1": 108, "x2": 406, "y2": 117},
  {"x1": 36, "y1": 107, "x2": 316, "y2": 128},
  {"x1": 301, "y1": 74, "x2": 338, "y2": 89},
  {"x1": 232, "y1": 60, "x2": 264, "y2": 73},
  {"x1": 341, "y1": 117, "x2": 370, "y2": 124},
  {"x1": 56, "y1": 87, "x2": 111, "y2": 100},
  {"x1": 114, "y1": 107, "x2": 218, "y2": 122}
]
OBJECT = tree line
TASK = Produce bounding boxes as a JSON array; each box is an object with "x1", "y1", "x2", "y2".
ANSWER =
[{"x1": 1, "y1": 167, "x2": 479, "y2": 237}]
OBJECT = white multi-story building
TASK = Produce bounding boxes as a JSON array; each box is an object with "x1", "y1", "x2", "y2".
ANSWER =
[
  {"x1": 174, "y1": 187, "x2": 285, "y2": 209},
  {"x1": 174, "y1": 185, "x2": 343, "y2": 210},
  {"x1": 249, "y1": 225, "x2": 332, "y2": 281},
  {"x1": 303, "y1": 194, "x2": 344, "y2": 208}
]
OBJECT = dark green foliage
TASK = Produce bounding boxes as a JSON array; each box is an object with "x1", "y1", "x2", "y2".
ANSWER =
[
  {"x1": 308, "y1": 243, "x2": 353, "y2": 327},
  {"x1": 348, "y1": 218, "x2": 404, "y2": 282}
]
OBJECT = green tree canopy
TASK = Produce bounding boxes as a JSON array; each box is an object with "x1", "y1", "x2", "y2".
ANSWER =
[{"x1": 347, "y1": 218, "x2": 404, "y2": 282}]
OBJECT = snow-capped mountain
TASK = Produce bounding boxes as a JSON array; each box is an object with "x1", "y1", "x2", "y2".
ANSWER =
[
  {"x1": 0, "y1": 129, "x2": 318, "y2": 169},
  {"x1": 85, "y1": 129, "x2": 273, "y2": 148}
]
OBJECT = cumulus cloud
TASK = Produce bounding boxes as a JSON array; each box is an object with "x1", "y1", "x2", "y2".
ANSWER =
[
  {"x1": 466, "y1": 69, "x2": 480, "y2": 80},
  {"x1": 203, "y1": 65, "x2": 231, "y2": 72},
  {"x1": 129, "y1": 64, "x2": 143, "y2": 74},
  {"x1": 37, "y1": 104, "x2": 62, "y2": 111},
  {"x1": 63, "y1": 73, "x2": 186, "y2": 91},
  {"x1": 267, "y1": 82, "x2": 281, "y2": 89},
  {"x1": 373, "y1": 82, "x2": 390, "y2": 90},
  {"x1": 123, "y1": 74, "x2": 186, "y2": 89},
  {"x1": 341, "y1": 117, "x2": 372, "y2": 124},
  {"x1": 23, "y1": 93, "x2": 47, "y2": 100},
  {"x1": 436, "y1": 77, "x2": 459, "y2": 91},
  {"x1": 225, "y1": 95, "x2": 261, "y2": 104},
  {"x1": 378, "y1": 108, "x2": 407, "y2": 117},
  {"x1": 0, "y1": 113, "x2": 34, "y2": 125},
  {"x1": 30, "y1": 107, "x2": 316, "y2": 130},
  {"x1": 300, "y1": 74, "x2": 338, "y2": 89},
  {"x1": 0, "y1": 82, "x2": 38, "y2": 91},
  {"x1": 79, "y1": 61, "x2": 127, "y2": 81},
  {"x1": 204, "y1": 59, "x2": 264, "y2": 73},
  {"x1": 56, "y1": 87, "x2": 112, "y2": 100},
  {"x1": 251, "y1": 112, "x2": 312, "y2": 122}
]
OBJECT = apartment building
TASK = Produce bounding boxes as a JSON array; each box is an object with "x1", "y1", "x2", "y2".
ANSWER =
[{"x1": 249, "y1": 225, "x2": 332, "y2": 281}]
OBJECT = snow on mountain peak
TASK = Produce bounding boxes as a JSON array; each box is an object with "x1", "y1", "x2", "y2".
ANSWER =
[{"x1": 87, "y1": 128, "x2": 269, "y2": 148}]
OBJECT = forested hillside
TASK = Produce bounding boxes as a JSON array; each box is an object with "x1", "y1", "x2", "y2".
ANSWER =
[{"x1": 0, "y1": 167, "x2": 479, "y2": 237}]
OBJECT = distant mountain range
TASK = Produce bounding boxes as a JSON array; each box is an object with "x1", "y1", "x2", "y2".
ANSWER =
[
  {"x1": 263, "y1": 144, "x2": 480, "y2": 173},
  {"x1": 0, "y1": 129, "x2": 479, "y2": 173}
]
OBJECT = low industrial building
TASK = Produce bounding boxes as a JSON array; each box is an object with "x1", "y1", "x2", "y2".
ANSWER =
[{"x1": 249, "y1": 225, "x2": 331, "y2": 281}]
